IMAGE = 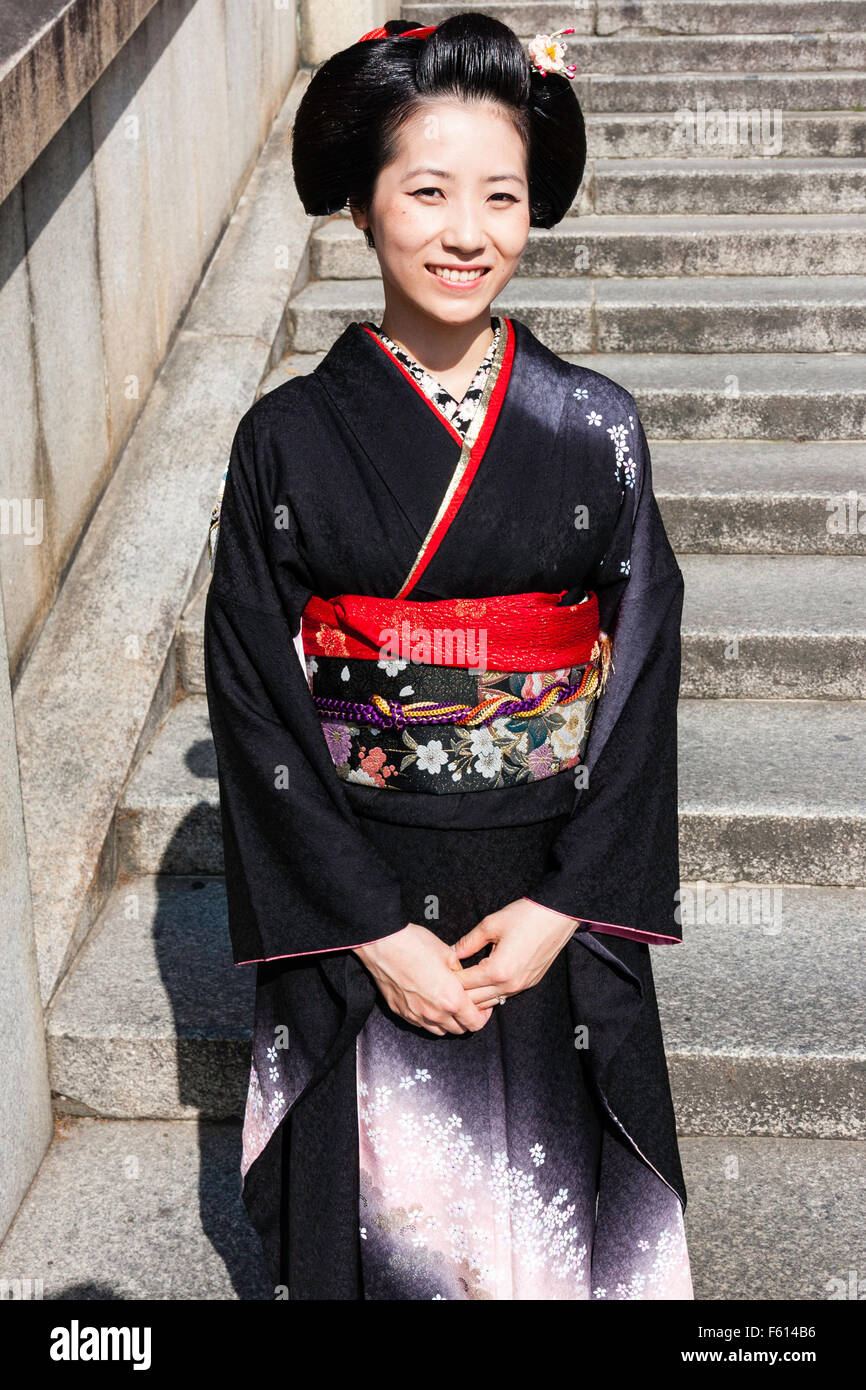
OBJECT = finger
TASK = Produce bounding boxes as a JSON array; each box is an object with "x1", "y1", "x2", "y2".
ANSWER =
[
  {"x1": 419, "y1": 1005, "x2": 464, "y2": 1035},
  {"x1": 453, "y1": 924, "x2": 495, "y2": 959},
  {"x1": 465, "y1": 986, "x2": 510, "y2": 1007},
  {"x1": 451, "y1": 996, "x2": 493, "y2": 1032},
  {"x1": 448, "y1": 1010, "x2": 483, "y2": 1032},
  {"x1": 454, "y1": 959, "x2": 499, "y2": 989}
]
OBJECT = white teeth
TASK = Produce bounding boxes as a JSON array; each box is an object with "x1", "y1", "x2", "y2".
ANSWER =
[{"x1": 429, "y1": 266, "x2": 487, "y2": 282}]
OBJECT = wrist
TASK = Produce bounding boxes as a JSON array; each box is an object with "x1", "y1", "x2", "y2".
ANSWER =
[
  {"x1": 521, "y1": 896, "x2": 582, "y2": 929},
  {"x1": 353, "y1": 921, "x2": 414, "y2": 965}
]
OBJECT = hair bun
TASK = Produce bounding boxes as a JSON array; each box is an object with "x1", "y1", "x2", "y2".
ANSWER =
[{"x1": 292, "y1": 10, "x2": 585, "y2": 228}]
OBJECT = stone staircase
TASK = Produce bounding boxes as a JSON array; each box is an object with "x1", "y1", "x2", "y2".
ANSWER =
[{"x1": 2, "y1": 0, "x2": 864, "y2": 1300}]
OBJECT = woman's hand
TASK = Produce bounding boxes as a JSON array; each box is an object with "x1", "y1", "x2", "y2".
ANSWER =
[
  {"x1": 353, "y1": 923, "x2": 491, "y2": 1036},
  {"x1": 453, "y1": 898, "x2": 581, "y2": 1008}
]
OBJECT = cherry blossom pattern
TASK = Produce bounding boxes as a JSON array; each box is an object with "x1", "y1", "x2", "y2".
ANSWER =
[
  {"x1": 592, "y1": 1218, "x2": 692, "y2": 1300},
  {"x1": 607, "y1": 419, "x2": 637, "y2": 492},
  {"x1": 357, "y1": 1053, "x2": 592, "y2": 1300}
]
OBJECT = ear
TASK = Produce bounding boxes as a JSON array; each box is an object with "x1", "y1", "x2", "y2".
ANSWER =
[{"x1": 347, "y1": 200, "x2": 366, "y2": 233}]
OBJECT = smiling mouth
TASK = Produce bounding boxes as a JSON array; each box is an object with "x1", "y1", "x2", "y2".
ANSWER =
[{"x1": 425, "y1": 265, "x2": 490, "y2": 283}]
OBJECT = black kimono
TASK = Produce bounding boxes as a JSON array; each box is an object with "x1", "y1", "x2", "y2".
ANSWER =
[{"x1": 203, "y1": 313, "x2": 693, "y2": 1300}]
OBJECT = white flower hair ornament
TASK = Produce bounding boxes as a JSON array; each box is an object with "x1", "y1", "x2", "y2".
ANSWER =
[{"x1": 527, "y1": 27, "x2": 578, "y2": 79}]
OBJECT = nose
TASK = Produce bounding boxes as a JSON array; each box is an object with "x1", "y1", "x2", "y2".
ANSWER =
[{"x1": 439, "y1": 199, "x2": 488, "y2": 256}]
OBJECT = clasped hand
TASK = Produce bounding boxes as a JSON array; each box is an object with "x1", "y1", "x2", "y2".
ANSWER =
[{"x1": 353, "y1": 898, "x2": 581, "y2": 1037}]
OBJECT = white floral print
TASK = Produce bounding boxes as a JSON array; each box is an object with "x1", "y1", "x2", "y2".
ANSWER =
[
  {"x1": 365, "y1": 318, "x2": 501, "y2": 432},
  {"x1": 358, "y1": 1049, "x2": 591, "y2": 1300}
]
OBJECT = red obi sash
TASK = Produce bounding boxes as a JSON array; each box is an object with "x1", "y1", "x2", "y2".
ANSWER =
[{"x1": 301, "y1": 589, "x2": 601, "y2": 672}]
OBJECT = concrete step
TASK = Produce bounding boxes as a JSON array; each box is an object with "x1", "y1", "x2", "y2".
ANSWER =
[
  {"x1": 678, "y1": 555, "x2": 866, "y2": 697},
  {"x1": 258, "y1": 350, "x2": 866, "y2": 442},
  {"x1": 43, "y1": 873, "x2": 865, "y2": 1137},
  {"x1": 313, "y1": 213, "x2": 866, "y2": 280},
  {"x1": 585, "y1": 111, "x2": 866, "y2": 160},
  {"x1": 287, "y1": 275, "x2": 866, "y2": 354},
  {"x1": 584, "y1": 158, "x2": 866, "y2": 215},
  {"x1": 519, "y1": 31, "x2": 866, "y2": 71},
  {"x1": 46, "y1": 876, "x2": 252, "y2": 1120},
  {"x1": 116, "y1": 696, "x2": 865, "y2": 885},
  {"x1": 573, "y1": 69, "x2": 866, "y2": 112},
  {"x1": 678, "y1": 698, "x2": 865, "y2": 884},
  {"x1": 0, "y1": 1115, "x2": 861, "y2": 1300},
  {"x1": 654, "y1": 882, "x2": 866, "y2": 1139},
  {"x1": 653, "y1": 440, "x2": 866, "y2": 554},
  {"x1": 410, "y1": 0, "x2": 866, "y2": 38},
  {"x1": 0, "y1": 1116, "x2": 272, "y2": 1299}
]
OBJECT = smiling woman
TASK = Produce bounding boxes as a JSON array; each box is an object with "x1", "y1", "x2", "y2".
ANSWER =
[{"x1": 205, "y1": 10, "x2": 693, "y2": 1302}]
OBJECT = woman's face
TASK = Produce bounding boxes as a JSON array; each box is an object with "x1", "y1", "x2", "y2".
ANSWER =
[{"x1": 351, "y1": 98, "x2": 530, "y2": 325}]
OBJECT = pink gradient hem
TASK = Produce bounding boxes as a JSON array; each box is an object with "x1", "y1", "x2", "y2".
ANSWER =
[
  {"x1": 520, "y1": 897, "x2": 680, "y2": 946},
  {"x1": 235, "y1": 935, "x2": 388, "y2": 966}
]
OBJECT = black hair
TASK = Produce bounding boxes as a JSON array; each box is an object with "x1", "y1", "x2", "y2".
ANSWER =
[{"x1": 291, "y1": 11, "x2": 586, "y2": 245}]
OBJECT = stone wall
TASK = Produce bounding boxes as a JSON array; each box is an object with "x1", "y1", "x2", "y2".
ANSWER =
[{"x1": 0, "y1": 0, "x2": 297, "y2": 679}]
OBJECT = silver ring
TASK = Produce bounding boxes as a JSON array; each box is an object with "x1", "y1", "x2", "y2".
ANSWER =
[{"x1": 497, "y1": 995, "x2": 506, "y2": 1006}]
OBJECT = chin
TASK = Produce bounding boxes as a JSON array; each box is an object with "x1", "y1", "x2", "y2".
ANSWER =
[{"x1": 418, "y1": 285, "x2": 498, "y2": 317}]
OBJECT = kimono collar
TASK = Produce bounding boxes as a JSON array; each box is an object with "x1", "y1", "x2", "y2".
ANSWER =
[{"x1": 312, "y1": 317, "x2": 526, "y2": 546}]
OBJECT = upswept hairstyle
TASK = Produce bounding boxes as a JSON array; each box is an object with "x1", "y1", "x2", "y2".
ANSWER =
[{"x1": 291, "y1": 11, "x2": 586, "y2": 242}]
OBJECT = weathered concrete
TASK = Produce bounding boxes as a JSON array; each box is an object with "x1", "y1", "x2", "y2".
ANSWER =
[
  {"x1": 0, "y1": 1115, "x2": 860, "y2": 1300},
  {"x1": 0, "y1": 0, "x2": 159, "y2": 204},
  {"x1": 587, "y1": 158, "x2": 866, "y2": 216},
  {"x1": 582, "y1": 70, "x2": 866, "y2": 113},
  {"x1": 655, "y1": 882, "x2": 866, "y2": 1137},
  {"x1": 0, "y1": 571, "x2": 53, "y2": 1243},
  {"x1": 411, "y1": 1, "x2": 866, "y2": 36},
  {"x1": 652, "y1": 440, "x2": 866, "y2": 554},
  {"x1": 678, "y1": 698, "x2": 866, "y2": 884},
  {"x1": 47, "y1": 877, "x2": 253, "y2": 1119},
  {"x1": 300, "y1": 0, "x2": 386, "y2": 67},
  {"x1": 0, "y1": 0, "x2": 297, "y2": 674},
  {"x1": 0, "y1": 1117, "x2": 272, "y2": 1299},
  {"x1": 678, "y1": 554, "x2": 866, "y2": 696},
  {"x1": 12, "y1": 73, "x2": 312, "y2": 1007},
  {"x1": 680, "y1": 1135, "x2": 866, "y2": 1302},
  {"x1": 556, "y1": 352, "x2": 866, "y2": 441},
  {"x1": 585, "y1": 111, "x2": 866, "y2": 160}
]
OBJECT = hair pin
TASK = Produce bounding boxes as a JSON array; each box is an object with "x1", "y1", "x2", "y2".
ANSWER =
[
  {"x1": 358, "y1": 24, "x2": 437, "y2": 42},
  {"x1": 528, "y1": 27, "x2": 578, "y2": 79}
]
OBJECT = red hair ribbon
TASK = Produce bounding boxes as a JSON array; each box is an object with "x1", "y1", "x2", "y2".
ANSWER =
[{"x1": 358, "y1": 24, "x2": 437, "y2": 41}]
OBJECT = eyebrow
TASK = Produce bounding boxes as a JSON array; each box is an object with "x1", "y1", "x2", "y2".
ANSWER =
[{"x1": 402, "y1": 166, "x2": 525, "y2": 184}]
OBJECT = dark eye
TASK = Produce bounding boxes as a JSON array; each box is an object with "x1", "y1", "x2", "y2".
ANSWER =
[
  {"x1": 412, "y1": 187, "x2": 443, "y2": 198},
  {"x1": 490, "y1": 192, "x2": 518, "y2": 203}
]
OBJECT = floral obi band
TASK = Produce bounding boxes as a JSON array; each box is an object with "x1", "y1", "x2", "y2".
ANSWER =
[{"x1": 300, "y1": 589, "x2": 612, "y2": 794}]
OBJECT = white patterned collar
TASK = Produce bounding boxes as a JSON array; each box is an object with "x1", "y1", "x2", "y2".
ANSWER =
[{"x1": 363, "y1": 318, "x2": 501, "y2": 436}]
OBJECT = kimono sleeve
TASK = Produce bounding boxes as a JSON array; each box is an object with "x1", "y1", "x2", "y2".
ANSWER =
[
  {"x1": 203, "y1": 406, "x2": 410, "y2": 965},
  {"x1": 525, "y1": 408, "x2": 685, "y2": 945}
]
